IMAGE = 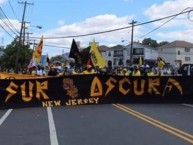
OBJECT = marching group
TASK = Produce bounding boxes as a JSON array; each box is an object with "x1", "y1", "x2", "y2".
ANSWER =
[{"x1": 25, "y1": 57, "x2": 167, "y2": 77}]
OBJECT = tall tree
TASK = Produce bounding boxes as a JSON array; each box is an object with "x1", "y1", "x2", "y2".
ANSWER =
[
  {"x1": 142, "y1": 38, "x2": 169, "y2": 47},
  {"x1": 158, "y1": 41, "x2": 169, "y2": 46},
  {"x1": 142, "y1": 38, "x2": 158, "y2": 47},
  {"x1": 0, "y1": 39, "x2": 32, "y2": 70}
]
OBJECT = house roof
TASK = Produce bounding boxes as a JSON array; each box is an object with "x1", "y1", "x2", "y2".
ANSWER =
[
  {"x1": 126, "y1": 42, "x2": 155, "y2": 49},
  {"x1": 110, "y1": 45, "x2": 126, "y2": 50},
  {"x1": 99, "y1": 45, "x2": 127, "y2": 51},
  {"x1": 98, "y1": 45, "x2": 109, "y2": 52},
  {"x1": 158, "y1": 40, "x2": 193, "y2": 48}
]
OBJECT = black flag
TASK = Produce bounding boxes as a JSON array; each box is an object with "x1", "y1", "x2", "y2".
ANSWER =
[{"x1": 69, "y1": 39, "x2": 82, "y2": 67}]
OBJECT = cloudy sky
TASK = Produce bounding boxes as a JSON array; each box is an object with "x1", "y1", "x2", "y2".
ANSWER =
[{"x1": 0, "y1": 0, "x2": 193, "y2": 57}]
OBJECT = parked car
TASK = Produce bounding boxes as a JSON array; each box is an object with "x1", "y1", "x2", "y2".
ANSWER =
[{"x1": 177, "y1": 64, "x2": 193, "y2": 76}]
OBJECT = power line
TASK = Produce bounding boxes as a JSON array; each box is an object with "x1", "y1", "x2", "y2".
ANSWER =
[
  {"x1": 0, "y1": 7, "x2": 19, "y2": 36},
  {"x1": 8, "y1": 0, "x2": 19, "y2": 20},
  {"x1": 0, "y1": 22, "x2": 15, "y2": 38},
  {"x1": 137, "y1": 7, "x2": 193, "y2": 40},
  {"x1": 29, "y1": 8, "x2": 193, "y2": 40}
]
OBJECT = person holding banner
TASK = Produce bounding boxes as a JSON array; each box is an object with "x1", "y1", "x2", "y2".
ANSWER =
[
  {"x1": 132, "y1": 66, "x2": 141, "y2": 76},
  {"x1": 48, "y1": 67, "x2": 58, "y2": 76},
  {"x1": 83, "y1": 65, "x2": 96, "y2": 74},
  {"x1": 157, "y1": 57, "x2": 165, "y2": 76}
]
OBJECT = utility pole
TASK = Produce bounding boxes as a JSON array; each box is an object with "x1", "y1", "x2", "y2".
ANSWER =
[
  {"x1": 14, "y1": 1, "x2": 33, "y2": 73},
  {"x1": 26, "y1": 32, "x2": 33, "y2": 45},
  {"x1": 129, "y1": 20, "x2": 137, "y2": 66},
  {"x1": 23, "y1": 21, "x2": 30, "y2": 45}
]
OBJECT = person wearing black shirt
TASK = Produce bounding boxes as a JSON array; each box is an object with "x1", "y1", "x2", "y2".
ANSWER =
[{"x1": 48, "y1": 67, "x2": 58, "y2": 76}]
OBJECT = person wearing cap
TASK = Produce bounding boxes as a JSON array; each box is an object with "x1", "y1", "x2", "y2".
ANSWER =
[{"x1": 132, "y1": 66, "x2": 141, "y2": 76}]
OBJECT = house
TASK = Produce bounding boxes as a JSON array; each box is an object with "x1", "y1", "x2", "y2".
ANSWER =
[
  {"x1": 157, "y1": 40, "x2": 193, "y2": 67},
  {"x1": 100, "y1": 45, "x2": 128, "y2": 68},
  {"x1": 126, "y1": 42, "x2": 158, "y2": 66},
  {"x1": 99, "y1": 42, "x2": 158, "y2": 68}
]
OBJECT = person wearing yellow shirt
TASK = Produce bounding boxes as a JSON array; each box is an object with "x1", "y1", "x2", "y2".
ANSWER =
[
  {"x1": 83, "y1": 65, "x2": 96, "y2": 74},
  {"x1": 72, "y1": 67, "x2": 83, "y2": 75},
  {"x1": 132, "y1": 66, "x2": 141, "y2": 76},
  {"x1": 147, "y1": 68, "x2": 156, "y2": 76},
  {"x1": 157, "y1": 57, "x2": 165, "y2": 76}
]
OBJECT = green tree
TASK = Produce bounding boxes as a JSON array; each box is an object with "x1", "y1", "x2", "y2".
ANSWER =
[
  {"x1": 50, "y1": 55, "x2": 66, "y2": 63},
  {"x1": 142, "y1": 38, "x2": 158, "y2": 47},
  {"x1": 0, "y1": 39, "x2": 32, "y2": 70},
  {"x1": 142, "y1": 38, "x2": 169, "y2": 47},
  {"x1": 158, "y1": 41, "x2": 169, "y2": 46}
]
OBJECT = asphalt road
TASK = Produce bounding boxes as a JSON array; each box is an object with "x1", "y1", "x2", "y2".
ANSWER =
[{"x1": 0, "y1": 103, "x2": 193, "y2": 145}]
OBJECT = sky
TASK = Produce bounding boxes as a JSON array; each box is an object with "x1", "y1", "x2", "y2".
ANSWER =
[{"x1": 0, "y1": 0, "x2": 193, "y2": 57}]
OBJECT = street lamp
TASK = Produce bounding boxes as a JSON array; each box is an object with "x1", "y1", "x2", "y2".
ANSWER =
[
  {"x1": 26, "y1": 25, "x2": 42, "y2": 29},
  {"x1": 34, "y1": 26, "x2": 42, "y2": 29}
]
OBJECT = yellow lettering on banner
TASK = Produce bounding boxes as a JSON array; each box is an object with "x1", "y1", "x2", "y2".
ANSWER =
[
  {"x1": 65, "y1": 97, "x2": 99, "y2": 106},
  {"x1": 105, "y1": 77, "x2": 117, "y2": 96},
  {"x1": 93, "y1": 97, "x2": 99, "y2": 104},
  {"x1": 133, "y1": 79, "x2": 145, "y2": 96},
  {"x1": 88, "y1": 98, "x2": 94, "y2": 103},
  {"x1": 42, "y1": 100, "x2": 61, "y2": 107},
  {"x1": 54, "y1": 100, "x2": 61, "y2": 106},
  {"x1": 5, "y1": 82, "x2": 18, "y2": 102},
  {"x1": 71, "y1": 99, "x2": 77, "y2": 105},
  {"x1": 36, "y1": 81, "x2": 49, "y2": 100},
  {"x1": 167, "y1": 78, "x2": 183, "y2": 94},
  {"x1": 119, "y1": 78, "x2": 131, "y2": 95},
  {"x1": 77, "y1": 99, "x2": 84, "y2": 105},
  {"x1": 90, "y1": 77, "x2": 103, "y2": 97},
  {"x1": 148, "y1": 78, "x2": 160, "y2": 95},
  {"x1": 21, "y1": 82, "x2": 34, "y2": 102}
]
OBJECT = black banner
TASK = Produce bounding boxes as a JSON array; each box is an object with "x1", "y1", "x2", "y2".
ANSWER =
[{"x1": 0, "y1": 75, "x2": 193, "y2": 109}]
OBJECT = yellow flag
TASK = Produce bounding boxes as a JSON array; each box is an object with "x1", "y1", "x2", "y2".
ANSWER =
[
  {"x1": 139, "y1": 55, "x2": 142, "y2": 65},
  {"x1": 90, "y1": 40, "x2": 106, "y2": 68},
  {"x1": 33, "y1": 36, "x2": 43, "y2": 62}
]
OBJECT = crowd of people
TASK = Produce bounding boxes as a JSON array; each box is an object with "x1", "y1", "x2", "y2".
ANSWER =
[{"x1": 3, "y1": 57, "x2": 169, "y2": 77}]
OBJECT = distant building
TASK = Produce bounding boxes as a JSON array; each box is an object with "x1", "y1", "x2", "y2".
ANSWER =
[
  {"x1": 99, "y1": 42, "x2": 158, "y2": 68},
  {"x1": 126, "y1": 42, "x2": 158, "y2": 65},
  {"x1": 157, "y1": 40, "x2": 193, "y2": 67}
]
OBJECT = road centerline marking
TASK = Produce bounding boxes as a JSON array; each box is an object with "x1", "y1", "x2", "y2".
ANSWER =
[
  {"x1": 113, "y1": 103, "x2": 193, "y2": 144},
  {"x1": 47, "y1": 107, "x2": 59, "y2": 145}
]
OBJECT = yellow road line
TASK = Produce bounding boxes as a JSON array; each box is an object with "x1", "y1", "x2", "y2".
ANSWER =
[{"x1": 113, "y1": 103, "x2": 193, "y2": 144}]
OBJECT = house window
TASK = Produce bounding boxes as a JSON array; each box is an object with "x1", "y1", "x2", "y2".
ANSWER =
[
  {"x1": 178, "y1": 51, "x2": 180, "y2": 55},
  {"x1": 133, "y1": 48, "x2": 143, "y2": 55},
  {"x1": 114, "y1": 50, "x2": 123, "y2": 57},
  {"x1": 108, "y1": 52, "x2": 111, "y2": 56},
  {"x1": 185, "y1": 47, "x2": 190, "y2": 52},
  {"x1": 185, "y1": 57, "x2": 190, "y2": 62}
]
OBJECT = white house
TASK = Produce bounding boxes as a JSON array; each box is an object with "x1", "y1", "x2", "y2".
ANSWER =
[
  {"x1": 99, "y1": 42, "x2": 158, "y2": 68},
  {"x1": 126, "y1": 42, "x2": 158, "y2": 65},
  {"x1": 157, "y1": 40, "x2": 193, "y2": 67}
]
